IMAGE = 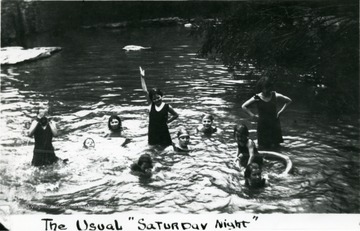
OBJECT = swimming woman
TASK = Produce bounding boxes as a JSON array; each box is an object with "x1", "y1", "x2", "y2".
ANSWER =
[{"x1": 130, "y1": 153, "x2": 154, "y2": 177}]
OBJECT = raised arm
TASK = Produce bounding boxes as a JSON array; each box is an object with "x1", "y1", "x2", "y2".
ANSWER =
[
  {"x1": 28, "y1": 119, "x2": 39, "y2": 137},
  {"x1": 167, "y1": 105, "x2": 179, "y2": 124},
  {"x1": 275, "y1": 92, "x2": 292, "y2": 118},
  {"x1": 140, "y1": 66, "x2": 148, "y2": 93},
  {"x1": 139, "y1": 66, "x2": 152, "y2": 104},
  {"x1": 48, "y1": 120, "x2": 58, "y2": 136},
  {"x1": 28, "y1": 110, "x2": 45, "y2": 137},
  {"x1": 241, "y1": 96, "x2": 258, "y2": 119}
]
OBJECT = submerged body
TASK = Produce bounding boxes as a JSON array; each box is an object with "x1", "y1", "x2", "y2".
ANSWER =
[
  {"x1": 130, "y1": 154, "x2": 154, "y2": 177},
  {"x1": 172, "y1": 128, "x2": 191, "y2": 152},
  {"x1": 244, "y1": 163, "x2": 266, "y2": 188},
  {"x1": 196, "y1": 114, "x2": 217, "y2": 135}
]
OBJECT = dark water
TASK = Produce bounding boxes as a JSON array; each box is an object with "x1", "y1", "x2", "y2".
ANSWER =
[{"x1": 1, "y1": 26, "x2": 359, "y2": 214}]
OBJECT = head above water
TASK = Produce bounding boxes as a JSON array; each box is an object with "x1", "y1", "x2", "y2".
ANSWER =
[
  {"x1": 177, "y1": 128, "x2": 190, "y2": 147},
  {"x1": 149, "y1": 88, "x2": 164, "y2": 105},
  {"x1": 256, "y1": 76, "x2": 273, "y2": 95},
  {"x1": 108, "y1": 115, "x2": 122, "y2": 132},
  {"x1": 244, "y1": 163, "x2": 265, "y2": 188},
  {"x1": 202, "y1": 114, "x2": 214, "y2": 128},
  {"x1": 138, "y1": 154, "x2": 153, "y2": 173},
  {"x1": 83, "y1": 138, "x2": 95, "y2": 149}
]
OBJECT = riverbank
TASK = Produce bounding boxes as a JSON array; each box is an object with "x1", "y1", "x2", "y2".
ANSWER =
[{"x1": 1, "y1": 1, "x2": 232, "y2": 47}]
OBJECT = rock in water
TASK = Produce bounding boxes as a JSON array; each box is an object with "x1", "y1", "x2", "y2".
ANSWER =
[
  {"x1": 0, "y1": 46, "x2": 62, "y2": 65},
  {"x1": 122, "y1": 45, "x2": 151, "y2": 51}
]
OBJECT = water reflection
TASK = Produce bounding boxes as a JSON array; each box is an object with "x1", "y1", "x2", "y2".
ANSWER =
[{"x1": 1, "y1": 27, "x2": 359, "y2": 214}]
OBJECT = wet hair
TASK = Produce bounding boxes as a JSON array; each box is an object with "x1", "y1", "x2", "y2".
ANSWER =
[
  {"x1": 202, "y1": 113, "x2": 214, "y2": 121},
  {"x1": 148, "y1": 88, "x2": 164, "y2": 101},
  {"x1": 108, "y1": 115, "x2": 122, "y2": 131},
  {"x1": 138, "y1": 154, "x2": 153, "y2": 169},
  {"x1": 256, "y1": 76, "x2": 273, "y2": 93},
  {"x1": 177, "y1": 128, "x2": 190, "y2": 138},
  {"x1": 234, "y1": 124, "x2": 249, "y2": 139},
  {"x1": 244, "y1": 163, "x2": 265, "y2": 187}
]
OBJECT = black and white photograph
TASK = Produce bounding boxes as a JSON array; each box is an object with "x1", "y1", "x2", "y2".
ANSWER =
[{"x1": 0, "y1": 0, "x2": 359, "y2": 230}]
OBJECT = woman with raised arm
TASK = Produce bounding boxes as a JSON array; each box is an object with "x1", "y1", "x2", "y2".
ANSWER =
[
  {"x1": 140, "y1": 67, "x2": 179, "y2": 146},
  {"x1": 28, "y1": 106, "x2": 60, "y2": 166}
]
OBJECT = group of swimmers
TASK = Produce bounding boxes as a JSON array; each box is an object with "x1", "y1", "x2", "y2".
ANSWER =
[{"x1": 28, "y1": 67, "x2": 292, "y2": 188}]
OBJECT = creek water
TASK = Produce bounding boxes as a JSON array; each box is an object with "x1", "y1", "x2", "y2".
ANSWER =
[{"x1": 1, "y1": 26, "x2": 359, "y2": 214}]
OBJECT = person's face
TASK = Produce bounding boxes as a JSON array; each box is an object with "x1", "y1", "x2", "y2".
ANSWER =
[
  {"x1": 202, "y1": 118, "x2": 213, "y2": 128},
  {"x1": 140, "y1": 162, "x2": 152, "y2": 173},
  {"x1": 235, "y1": 132, "x2": 248, "y2": 145},
  {"x1": 38, "y1": 108, "x2": 49, "y2": 118},
  {"x1": 151, "y1": 94, "x2": 162, "y2": 106},
  {"x1": 84, "y1": 139, "x2": 95, "y2": 148},
  {"x1": 249, "y1": 168, "x2": 263, "y2": 185},
  {"x1": 110, "y1": 119, "x2": 120, "y2": 130},
  {"x1": 262, "y1": 85, "x2": 271, "y2": 96},
  {"x1": 178, "y1": 135, "x2": 190, "y2": 147}
]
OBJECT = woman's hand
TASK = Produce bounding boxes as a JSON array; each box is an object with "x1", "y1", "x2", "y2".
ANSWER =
[
  {"x1": 139, "y1": 66, "x2": 145, "y2": 77},
  {"x1": 233, "y1": 153, "x2": 242, "y2": 164},
  {"x1": 139, "y1": 66, "x2": 148, "y2": 94}
]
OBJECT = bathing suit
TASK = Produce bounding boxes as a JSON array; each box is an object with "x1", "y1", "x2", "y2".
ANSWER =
[
  {"x1": 255, "y1": 91, "x2": 283, "y2": 147},
  {"x1": 31, "y1": 123, "x2": 59, "y2": 166},
  {"x1": 238, "y1": 139, "x2": 263, "y2": 167},
  {"x1": 148, "y1": 103, "x2": 172, "y2": 146}
]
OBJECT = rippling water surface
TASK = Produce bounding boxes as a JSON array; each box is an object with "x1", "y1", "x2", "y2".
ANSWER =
[{"x1": 1, "y1": 27, "x2": 359, "y2": 214}]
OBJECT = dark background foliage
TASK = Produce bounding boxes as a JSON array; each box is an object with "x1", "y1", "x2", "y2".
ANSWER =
[
  {"x1": 195, "y1": 1, "x2": 359, "y2": 116},
  {"x1": 1, "y1": 0, "x2": 233, "y2": 46}
]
